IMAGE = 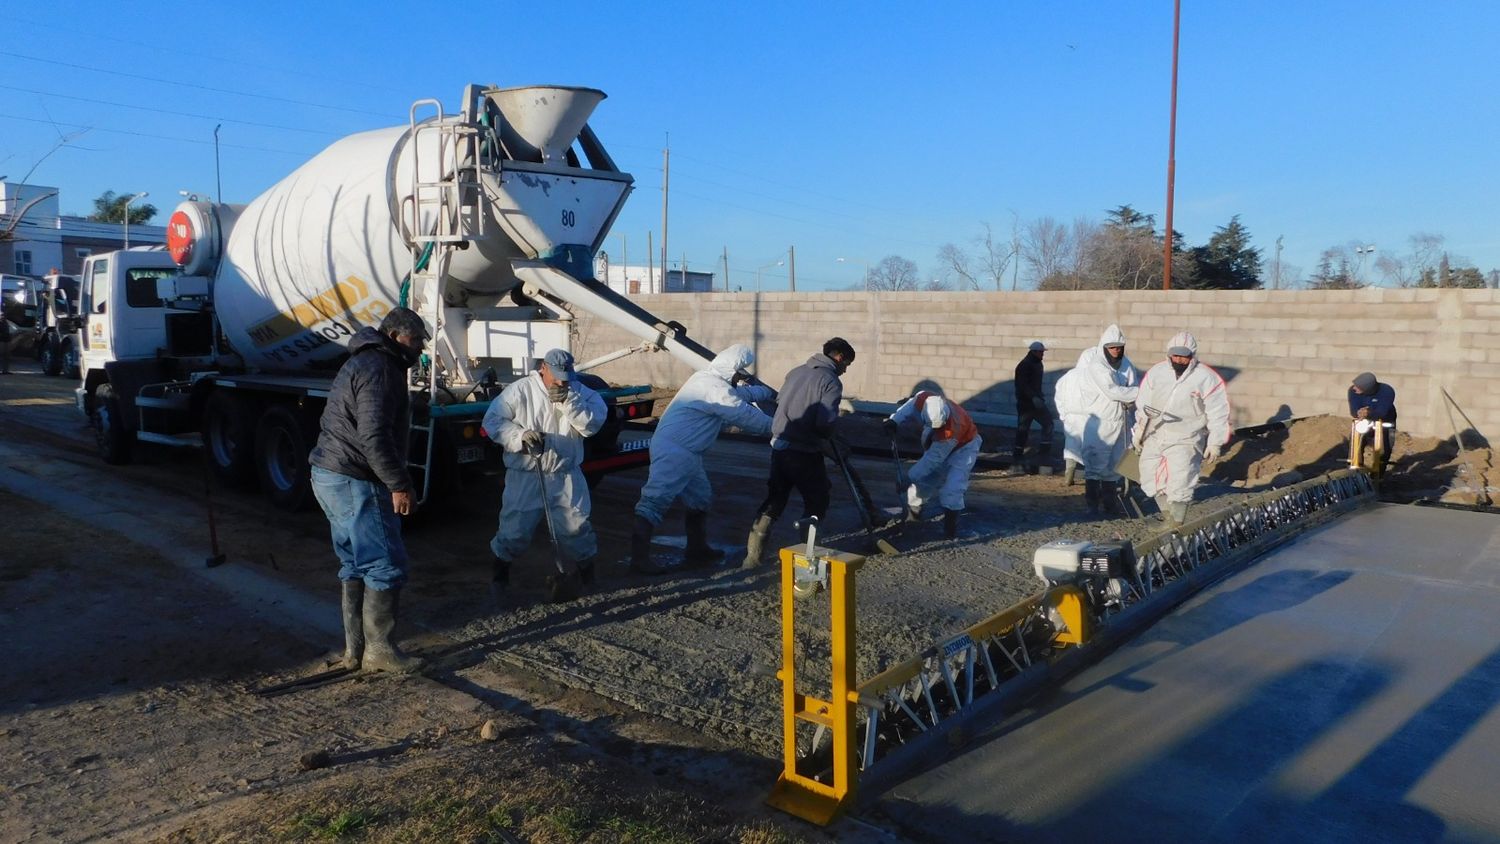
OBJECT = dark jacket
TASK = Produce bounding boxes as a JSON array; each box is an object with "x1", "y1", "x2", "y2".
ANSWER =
[
  {"x1": 770, "y1": 353, "x2": 844, "y2": 453},
  {"x1": 1348, "y1": 382, "x2": 1397, "y2": 425},
  {"x1": 1015, "y1": 352, "x2": 1045, "y2": 409},
  {"x1": 309, "y1": 327, "x2": 414, "y2": 491}
]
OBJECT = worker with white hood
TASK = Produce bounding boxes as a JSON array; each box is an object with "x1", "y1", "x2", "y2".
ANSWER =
[
  {"x1": 882, "y1": 389, "x2": 982, "y2": 539},
  {"x1": 1074, "y1": 324, "x2": 1139, "y2": 515},
  {"x1": 632, "y1": 344, "x2": 775, "y2": 574},
  {"x1": 1131, "y1": 331, "x2": 1232, "y2": 527},
  {"x1": 484, "y1": 349, "x2": 607, "y2": 603}
]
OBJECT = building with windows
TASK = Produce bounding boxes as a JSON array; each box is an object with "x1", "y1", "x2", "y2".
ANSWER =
[{"x1": 0, "y1": 181, "x2": 166, "y2": 278}]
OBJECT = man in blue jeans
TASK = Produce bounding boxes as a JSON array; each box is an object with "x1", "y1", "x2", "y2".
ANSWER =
[{"x1": 309, "y1": 307, "x2": 428, "y2": 673}]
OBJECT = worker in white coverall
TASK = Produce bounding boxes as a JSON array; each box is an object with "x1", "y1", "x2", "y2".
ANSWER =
[
  {"x1": 483, "y1": 348, "x2": 607, "y2": 603},
  {"x1": 1053, "y1": 367, "x2": 1086, "y2": 487},
  {"x1": 1073, "y1": 324, "x2": 1139, "y2": 516},
  {"x1": 631, "y1": 344, "x2": 776, "y2": 575},
  {"x1": 1131, "y1": 331, "x2": 1231, "y2": 528},
  {"x1": 883, "y1": 390, "x2": 982, "y2": 539}
]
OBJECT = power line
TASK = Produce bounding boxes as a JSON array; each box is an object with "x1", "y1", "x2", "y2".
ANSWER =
[
  {"x1": 0, "y1": 50, "x2": 396, "y2": 118},
  {"x1": 0, "y1": 84, "x2": 344, "y2": 136},
  {"x1": 0, "y1": 113, "x2": 315, "y2": 157}
]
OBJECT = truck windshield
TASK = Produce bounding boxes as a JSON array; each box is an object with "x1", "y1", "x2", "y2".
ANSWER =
[{"x1": 125, "y1": 268, "x2": 174, "y2": 308}]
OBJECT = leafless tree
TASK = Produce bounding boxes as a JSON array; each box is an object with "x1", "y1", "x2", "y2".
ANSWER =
[
  {"x1": 1020, "y1": 216, "x2": 1070, "y2": 288},
  {"x1": 935, "y1": 243, "x2": 979, "y2": 290},
  {"x1": 936, "y1": 221, "x2": 1014, "y2": 290},
  {"x1": 865, "y1": 255, "x2": 921, "y2": 291}
]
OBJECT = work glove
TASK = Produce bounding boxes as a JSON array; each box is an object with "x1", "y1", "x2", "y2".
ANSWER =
[
  {"x1": 1203, "y1": 445, "x2": 1221, "y2": 463},
  {"x1": 522, "y1": 430, "x2": 546, "y2": 454},
  {"x1": 882, "y1": 417, "x2": 899, "y2": 436},
  {"x1": 547, "y1": 382, "x2": 569, "y2": 403}
]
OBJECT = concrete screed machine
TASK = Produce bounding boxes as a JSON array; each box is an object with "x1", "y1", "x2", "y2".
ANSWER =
[{"x1": 75, "y1": 84, "x2": 728, "y2": 510}]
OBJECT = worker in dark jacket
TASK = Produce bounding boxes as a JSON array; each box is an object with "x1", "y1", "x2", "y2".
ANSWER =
[
  {"x1": 1348, "y1": 371, "x2": 1397, "y2": 464},
  {"x1": 309, "y1": 307, "x2": 428, "y2": 674},
  {"x1": 741, "y1": 337, "x2": 855, "y2": 568},
  {"x1": 1012, "y1": 340, "x2": 1052, "y2": 472}
]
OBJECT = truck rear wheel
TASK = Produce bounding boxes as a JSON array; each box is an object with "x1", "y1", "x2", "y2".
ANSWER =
[
  {"x1": 92, "y1": 384, "x2": 133, "y2": 465},
  {"x1": 255, "y1": 404, "x2": 317, "y2": 511},
  {"x1": 40, "y1": 334, "x2": 62, "y2": 377},
  {"x1": 62, "y1": 338, "x2": 80, "y2": 379},
  {"x1": 203, "y1": 391, "x2": 258, "y2": 488}
]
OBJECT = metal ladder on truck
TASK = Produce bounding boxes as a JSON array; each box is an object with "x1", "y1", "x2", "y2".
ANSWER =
[{"x1": 403, "y1": 99, "x2": 486, "y2": 505}]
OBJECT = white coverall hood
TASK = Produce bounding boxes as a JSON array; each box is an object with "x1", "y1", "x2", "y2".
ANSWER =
[
  {"x1": 1166, "y1": 331, "x2": 1198, "y2": 357},
  {"x1": 708, "y1": 344, "x2": 755, "y2": 381},
  {"x1": 1099, "y1": 324, "x2": 1127, "y2": 350},
  {"x1": 923, "y1": 396, "x2": 950, "y2": 428}
]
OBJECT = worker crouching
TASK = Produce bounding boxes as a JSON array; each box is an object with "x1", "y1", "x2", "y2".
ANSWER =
[{"x1": 884, "y1": 390, "x2": 982, "y2": 539}]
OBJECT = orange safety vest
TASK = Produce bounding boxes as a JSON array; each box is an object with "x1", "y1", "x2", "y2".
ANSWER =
[{"x1": 913, "y1": 391, "x2": 977, "y2": 447}]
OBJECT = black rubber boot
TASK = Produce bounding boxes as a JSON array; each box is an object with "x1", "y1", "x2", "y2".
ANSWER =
[
  {"x1": 630, "y1": 515, "x2": 666, "y2": 575},
  {"x1": 547, "y1": 570, "x2": 582, "y2": 603},
  {"x1": 943, "y1": 509, "x2": 959, "y2": 540},
  {"x1": 741, "y1": 515, "x2": 773, "y2": 569},
  {"x1": 339, "y1": 579, "x2": 364, "y2": 670},
  {"x1": 1102, "y1": 480, "x2": 1123, "y2": 516},
  {"x1": 490, "y1": 556, "x2": 511, "y2": 607},
  {"x1": 361, "y1": 588, "x2": 422, "y2": 673},
  {"x1": 577, "y1": 557, "x2": 595, "y2": 586},
  {"x1": 683, "y1": 510, "x2": 725, "y2": 570},
  {"x1": 1084, "y1": 479, "x2": 1102, "y2": 515},
  {"x1": 1009, "y1": 446, "x2": 1026, "y2": 475}
]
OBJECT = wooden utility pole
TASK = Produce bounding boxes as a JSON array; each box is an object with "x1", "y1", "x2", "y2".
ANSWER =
[
  {"x1": 788, "y1": 245, "x2": 796, "y2": 292},
  {"x1": 1163, "y1": 0, "x2": 1181, "y2": 290},
  {"x1": 722, "y1": 246, "x2": 730, "y2": 291}
]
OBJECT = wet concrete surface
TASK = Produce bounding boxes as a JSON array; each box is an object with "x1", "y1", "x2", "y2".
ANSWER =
[{"x1": 875, "y1": 502, "x2": 1500, "y2": 842}]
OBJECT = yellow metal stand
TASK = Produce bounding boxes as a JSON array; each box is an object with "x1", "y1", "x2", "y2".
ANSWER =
[
  {"x1": 766, "y1": 543, "x2": 866, "y2": 825},
  {"x1": 1348, "y1": 420, "x2": 1388, "y2": 478}
]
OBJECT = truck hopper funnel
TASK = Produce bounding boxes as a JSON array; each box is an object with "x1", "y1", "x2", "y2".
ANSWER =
[{"x1": 489, "y1": 85, "x2": 605, "y2": 164}]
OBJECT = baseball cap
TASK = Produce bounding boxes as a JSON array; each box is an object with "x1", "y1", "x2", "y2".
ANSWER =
[
  {"x1": 1028, "y1": 341, "x2": 1046, "y2": 352},
  {"x1": 543, "y1": 348, "x2": 576, "y2": 381}
]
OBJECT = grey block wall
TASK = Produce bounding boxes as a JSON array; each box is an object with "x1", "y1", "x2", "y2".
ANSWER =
[{"x1": 571, "y1": 288, "x2": 1499, "y2": 442}]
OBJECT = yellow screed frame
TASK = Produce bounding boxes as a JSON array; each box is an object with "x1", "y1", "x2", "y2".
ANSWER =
[
  {"x1": 1348, "y1": 419, "x2": 1388, "y2": 478},
  {"x1": 765, "y1": 539, "x2": 1090, "y2": 825}
]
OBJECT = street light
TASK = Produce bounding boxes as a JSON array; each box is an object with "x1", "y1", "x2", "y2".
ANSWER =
[
  {"x1": 122, "y1": 191, "x2": 149, "y2": 248},
  {"x1": 837, "y1": 256, "x2": 870, "y2": 288},
  {"x1": 756, "y1": 259, "x2": 784, "y2": 293},
  {"x1": 1354, "y1": 244, "x2": 1376, "y2": 284}
]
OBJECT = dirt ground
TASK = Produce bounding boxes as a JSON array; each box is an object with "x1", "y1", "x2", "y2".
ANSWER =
[{"x1": 1, "y1": 358, "x2": 1492, "y2": 841}]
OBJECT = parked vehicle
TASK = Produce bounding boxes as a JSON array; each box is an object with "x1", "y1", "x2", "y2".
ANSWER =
[{"x1": 35, "y1": 271, "x2": 82, "y2": 377}]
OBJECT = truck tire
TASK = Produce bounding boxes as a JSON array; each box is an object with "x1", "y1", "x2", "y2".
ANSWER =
[
  {"x1": 254, "y1": 404, "x2": 317, "y2": 511},
  {"x1": 92, "y1": 384, "x2": 133, "y2": 465},
  {"x1": 40, "y1": 334, "x2": 62, "y2": 376},
  {"x1": 62, "y1": 338, "x2": 80, "y2": 379},
  {"x1": 202, "y1": 391, "x2": 258, "y2": 488}
]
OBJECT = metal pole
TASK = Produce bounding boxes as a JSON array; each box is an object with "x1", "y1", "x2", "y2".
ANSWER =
[
  {"x1": 660, "y1": 142, "x2": 669, "y2": 295},
  {"x1": 213, "y1": 124, "x2": 223, "y2": 205},
  {"x1": 723, "y1": 246, "x2": 729, "y2": 292},
  {"x1": 647, "y1": 231, "x2": 654, "y2": 293},
  {"x1": 1163, "y1": 0, "x2": 1181, "y2": 290},
  {"x1": 1274, "y1": 235, "x2": 1284, "y2": 290},
  {"x1": 788, "y1": 245, "x2": 796, "y2": 293}
]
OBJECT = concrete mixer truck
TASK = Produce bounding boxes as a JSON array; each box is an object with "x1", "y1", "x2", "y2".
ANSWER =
[{"x1": 75, "y1": 83, "x2": 728, "y2": 510}]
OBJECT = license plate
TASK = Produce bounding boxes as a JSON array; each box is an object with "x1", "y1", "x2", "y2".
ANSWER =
[
  {"x1": 456, "y1": 444, "x2": 485, "y2": 463},
  {"x1": 618, "y1": 438, "x2": 650, "y2": 454}
]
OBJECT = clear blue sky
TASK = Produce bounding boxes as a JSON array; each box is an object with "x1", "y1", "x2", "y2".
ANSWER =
[{"x1": 3, "y1": 2, "x2": 1496, "y2": 290}]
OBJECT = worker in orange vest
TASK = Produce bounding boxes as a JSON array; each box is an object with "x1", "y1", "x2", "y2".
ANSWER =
[{"x1": 883, "y1": 390, "x2": 982, "y2": 539}]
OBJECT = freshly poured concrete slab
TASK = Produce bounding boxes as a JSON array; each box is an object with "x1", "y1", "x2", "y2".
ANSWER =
[{"x1": 876, "y1": 503, "x2": 1500, "y2": 843}]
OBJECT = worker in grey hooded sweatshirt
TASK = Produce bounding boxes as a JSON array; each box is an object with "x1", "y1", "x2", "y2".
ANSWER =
[
  {"x1": 1131, "y1": 331, "x2": 1231, "y2": 527},
  {"x1": 1073, "y1": 324, "x2": 1139, "y2": 515},
  {"x1": 631, "y1": 344, "x2": 775, "y2": 574}
]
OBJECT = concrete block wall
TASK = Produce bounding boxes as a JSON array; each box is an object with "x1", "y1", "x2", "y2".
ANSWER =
[{"x1": 571, "y1": 288, "x2": 1500, "y2": 442}]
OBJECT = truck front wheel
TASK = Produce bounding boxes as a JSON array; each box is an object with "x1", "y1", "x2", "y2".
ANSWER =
[
  {"x1": 92, "y1": 384, "x2": 133, "y2": 465},
  {"x1": 203, "y1": 391, "x2": 258, "y2": 488},
  {"x1": 255, "y1": 404, "x2": 317, "y2": 511}
]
